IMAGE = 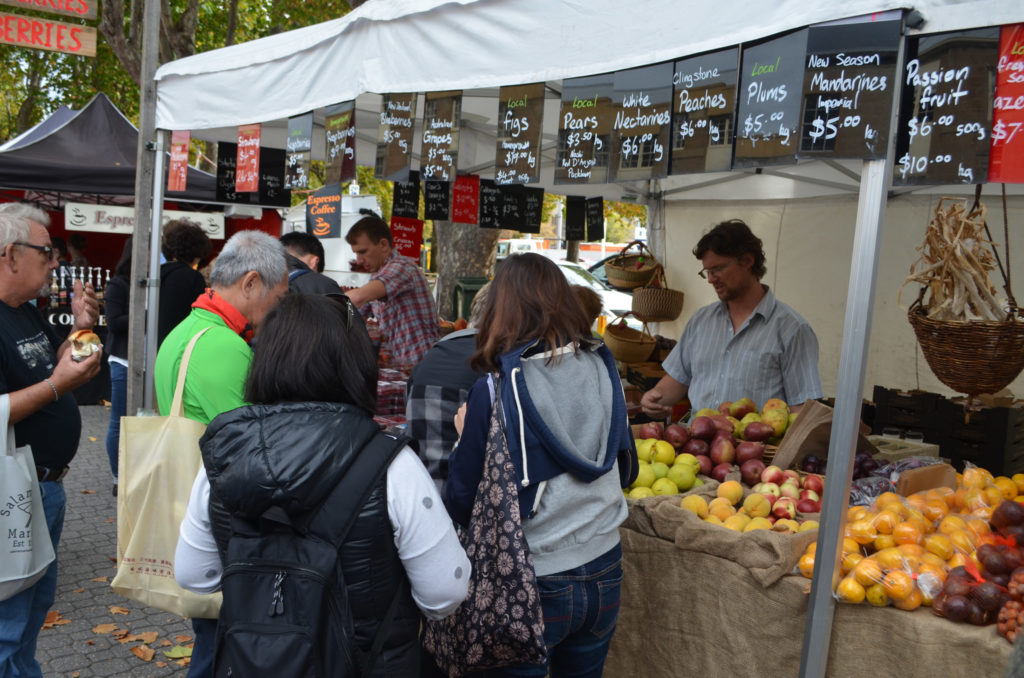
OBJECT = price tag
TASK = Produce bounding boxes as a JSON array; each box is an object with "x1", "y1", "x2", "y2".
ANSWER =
[
  {"x1": 565, "y1": 196, "x2": 586, "y2": 241},
  {"x1": 376, "y1": 93, "x2": 417, "y2": 182},
  {"x1": 478, "y1": 180, "x2": 502, "y2": 229},
  {"x1": 392, "y1": 171, "x2": 420, "y2": 219},
  {"x1": 555, "y1": 74, "x2": 613, "y2": 185},
  {"x1": 235, "y1": 123, "x2": 261, "y2": 192},
  {"x1": 285, "y1": 112, "x2": 313, "y2": 190},
  {"x1": 989, "y1": 24, "x2": 1024, "y2": 183},
  {"x1": 424, "y1": 181, "x2": 451, "y2": 221},
  {"x1": 495, "y1": 83, "x2": 545, "y2": 185},
  {"x1": 609, "y1": 63, "x2": 672, "y2": 182},
  {"x1": 420, "y1": 91, "x2": 461, "y2": 181},
  {"x1": 324, "y1": 101, "x2": 356, "y2": 185},
  {"x1": 671, "y1": 48, "x2": 738, "y2": 174}
]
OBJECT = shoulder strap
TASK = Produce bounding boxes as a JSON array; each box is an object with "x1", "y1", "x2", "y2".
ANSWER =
[
  {"x1": 170, "y1": 327, "x2": 212, "y2": 417},
  {"x1": 288, "y1": 268, "x2": 311, "y2": 282}
]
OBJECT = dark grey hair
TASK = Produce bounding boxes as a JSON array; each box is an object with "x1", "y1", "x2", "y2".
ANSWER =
[{"x1": 209, "y1": 230, "x2": 287, "y2": 289}]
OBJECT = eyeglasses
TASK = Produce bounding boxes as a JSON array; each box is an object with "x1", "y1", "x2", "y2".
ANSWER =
[
  {"x1": 13, "y1": 242, "x2": 57, "y2": 260},
  {"x1": 697, "y1": 259, "x2": 735, "y2": 280}
]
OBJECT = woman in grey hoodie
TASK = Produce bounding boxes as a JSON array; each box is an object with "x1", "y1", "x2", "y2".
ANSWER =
[{"x1": 445, "y1": 253, "x2": 636, "y2": 678}]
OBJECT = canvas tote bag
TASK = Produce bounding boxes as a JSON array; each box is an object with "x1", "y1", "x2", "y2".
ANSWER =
[
  {"x1": 0, "y1": 393, "x2": 55, "y2": 601},
  {"x1": 111, "y1": 328, "x2": 222, "y2": 618}
]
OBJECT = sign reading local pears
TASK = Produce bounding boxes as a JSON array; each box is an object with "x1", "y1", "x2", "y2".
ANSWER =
[
  {"x1": 989, "y1": 23, "x2": 1024, "y2": 183},
  {"x1": 894, "y1": 27, "x2": 999, "y2": 185},
  {"x1": 734, "y1": 29, "x2": 808, "y2": 168},
  {"x1": 799, "y1": 15, "x2": 901, "y2": 159},
  {"x1": 420, "y1": 91, "x2": 461, "y2": 181},
  {"x1": 167, "y1": 130, "x2": 190, "y2": 193},
  {"x1": 671, "y1": 48, "x2": 738, "y2": 174},
  {"x1": 555, "y1": 74, "x2": 613, "y2": 185},
  {"x1": 376, "y1": 92, "x2": 417, "y2": 182},
  {"x1": 285, "y1": 112, "x2": 313, "y2": 190},
  {"x1": 495, "y1": 82, "x2": 545, "y2": 184},
  {"x1": 325, "y1": 101, "x2": 356, "y2": 185},
  {"x1": 235, "y1": 123, "x2": 261, "y2": 192},
  {"x1": 608, "y1": 63, "x2": 672, "y2": 182}
]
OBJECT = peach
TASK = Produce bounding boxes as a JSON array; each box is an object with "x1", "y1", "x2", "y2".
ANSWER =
[
  {"x1": 742, "y1": 493, "x2": 772, "y2": 518},
  {"x1": 744, "y1": 517, "x2": 773, "y2": 532},
  {"x1": 708, "y1": 497, "x2": 736, "y2": 522},
  {"x1": 717, "y1": 480, "x2": 744, "y2": 506}
]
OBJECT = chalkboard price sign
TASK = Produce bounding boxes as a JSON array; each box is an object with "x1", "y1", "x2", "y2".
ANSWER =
[
  {"x1": 376, "y1": 92, "x2": 417, "y2": 182},
  {"x1": 216, "y1": 143, "x2": 290, "y2": 207},
  {"x1": 609, "y1": 63, "x2": 673, "y2": 182},
  {"x1": 424, "y1": 181, "x2": 451, "y2": 220},
  {"x1": 586, "y1": 197, "x2": 604, "y2": 241},
  {"x1": 451, "y1": 175, "x2": 480, "y2": 224},
  {"x1": 734, "y1": 29, "x2": 808, "y2": 168},
  {"x1": 988, "y1": 23, "x2": 1024, "y2": 183},
  {"x1": 522, "y1": 186, "x2": 544, "y2": 234},
  {"x1": 478, "y1": 179, "x2": 502, "y2": 229},
  {"x1": 236, "y1": 123, "x2": 261, "y2": 192},
  {"x1": 285, "y1": 112, "x2": 313, "y2": 190},
  {"x1": 799, "y1": 17, "x2": 900, "y2": 159},
  {"x1": 555, "y1": 74, "x2": 613, "y2": 185},
  {"x1": 500, "y1": 184, "x2": 525, "y2": 231},
  {"x1": 392, "y1": 170, "x2": 420, "y2": 219},
  {"x1": 420, "y1": 91, "x2": 461, "y2": 181},
  {"x1": 495, "y1": 82, "x2": 545, "y2": 185},
  {"x1": 894, "y1": 27, "x2": 999, "y2": 185},
  {"x1": 565, "y1": 196, "x2": 586, "y2": 241},
  {"x1": 671, "y1": 48, "x2": 738, "y2": 174},
  {"x1": 324, "y1": 101, "x2": 356, "y2": 185}
]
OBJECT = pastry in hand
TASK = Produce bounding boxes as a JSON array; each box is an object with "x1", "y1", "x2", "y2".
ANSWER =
[{"x1": 69, "y1": 329, "x2": 101, "y2": 362}]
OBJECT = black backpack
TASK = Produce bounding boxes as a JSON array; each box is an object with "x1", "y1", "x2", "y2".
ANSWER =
[{"x1": 213, "y1": 431, "x2": 409, "y2": 678}]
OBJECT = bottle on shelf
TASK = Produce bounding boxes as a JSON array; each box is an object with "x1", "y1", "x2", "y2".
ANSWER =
[
  {"x1": 95, "y1": 267, "x2": 105, "y2": 308},
  {"x1": 58, "y1": 268, "x2": 68, "y2": 306},
  {"x1": 49, "y1": 271, "x2": 59, "y2": 309}
]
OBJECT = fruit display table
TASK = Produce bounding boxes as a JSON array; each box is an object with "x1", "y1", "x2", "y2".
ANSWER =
[{"x1": 605, "y1": 499, "x2": 1012, "y2": 678}]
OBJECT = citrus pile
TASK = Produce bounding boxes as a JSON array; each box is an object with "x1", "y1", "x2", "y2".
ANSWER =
[{"x1": 625, "y1": 441, "x2": 703, "y2": 499}]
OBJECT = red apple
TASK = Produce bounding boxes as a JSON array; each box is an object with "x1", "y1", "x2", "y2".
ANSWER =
[
  {"x1": 689, "y1": 416, "x2": 716, "y2": 441},
  {"x1": 711, "y1": 463, "x2": 733, "y2": 483},
  {"x1": 760, "y1": 482, "x2": 781, "y2": 498},
  {"x1": 664, "y1": 424, "x2": 689, "y2": 449},
  {"x1": 740, "y1": 459, "x2": 766, "y2": 486},
  {"x1": 780, "y1": 482, "x2": 800, "y2": 501},
  {"x1": 799, "y1": 489, "x2": 821, "y2": 503},
  {"x1": 682, "y1": 438, "x2": 709, "y2": 457},
  {"x1": 761, "y1": 465, "x2": 786, "y2": 485},
  {"x1": 781, "y1": 470, "x2": 801, "y2": 485},
  {"x1": 743, "y1": 421, "x2": 774, "y2": 442},
  {"x1": 711, "y1": 414, "x2": 737, "y2": 434},
  {"x1": 760, "y1": 492, "x2": 778, "y2": 508},
  {"x1": 802, "y1": 473, "x2": 825, "y2": 494},
  {"x1": 695, "y1": 455, "x2": 713, "y2": 476},
  {"x1": 712, "y1": 429, "x2": 734, "y2": 445},
  {"x1": 638, "y1": 422, "x2": 664, "y2": 440},
  {"x1": 772, "y1": 497, "x2": 797, "y2": 521},
  {"x1": 797, "y1": 498, "x2": 821, "y2": 514},
  {"x1": 735, "y1": 441, "x2": 765, "y2": 464},
  {"x1": 710, "y1": 437, "x2": 736, "y2": 466}
]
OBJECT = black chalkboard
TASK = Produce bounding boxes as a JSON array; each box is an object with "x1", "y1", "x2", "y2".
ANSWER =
[
  {"x1": 420, "y1": 91, "x2": 461, "y2": 181},
  {"x1": 216, "y1": 141, "x2": 242, "y2": 203},
  {"x1": 478, "y1": 179, "x2": 502, "y2": 229},
  {"x1": 671, "y1": 47, "x2": 739, "y2": 174},
  {"x1": 586, "y1": 197, "x2": 604, "y2": 241},
  {"x1": 799, "y1": 18, "x2": 901, "y2": 159},
  {"x1": 522, "y1": 186, "x2": 544, "y2": 234},
  {"x1": 285, "y1": 112, "x2": 313, "y2": 190},
  {"x1": 555, "y1": 74, "x2": 613, "y2": 185},
  {"x1": 495, "y1": 82, "x2": 545, "y2": 185},
  {"x1": 734, "y1": 28, "x2": 808, "y2": 168},
  {"x1": 893, "y1": 27, "x2": 999, "y2": 185},
  {"x1": 424, "y1": 181, "x2": 450, "y2": 220},
  {"x1": 609, "y1": 63, "x2": 673, "y2": 182},
  {"x1": 565, "y1": 196, "x2": 586, "y2": 241},
  {"x1": 392, "y1": 171, "x2": 420, "y2": 219},
  {"x1": 500, "y1": 184, "x2": 525, "y2": 231},
  {"x1": 216, "y1": 143, "x2": 290, "y2": 207},
  {"x1": 376, "y1": 92, "x2": 417, "y2": 182},
  {"x1": 324, "y1": 101, "x2": 356, "y2": 185}
]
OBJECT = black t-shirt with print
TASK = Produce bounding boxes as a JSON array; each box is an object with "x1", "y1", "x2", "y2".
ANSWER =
[{"x1": 0, "y1": 301, "x2": 81, "y2": 469}]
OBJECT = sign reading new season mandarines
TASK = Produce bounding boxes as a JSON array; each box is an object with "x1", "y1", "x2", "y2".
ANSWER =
[
  {"x1": 376, "y1": 92, "x2": 416, "y2": 182},
  {"x1": 734, "y1": 29, "x2": 808, "y2": 167},
  {"x1": 798, "y1": 15, "x2": 901, "y2": 159},
  {"x1": 324, "y1": 101, "x2": 356, "y2": 184},
  {"x1": 989, "y1": 23, "x2": 1024, "y2": 183},
  {"x1": 894, "y1": 27, "x2": 999, "y2": 185},
  {"x1": 671, "y1": 48, "x2": 738, "y2": 174},
  {"x1": 285, "y1": 112, "x2": 313, "y2": 190},
  {"x1": 608, "y1": 63, "x2": 672, "y2": 182},
  {"x1": 420, "y1": 91, "x2": 461, "y2": 181},
  {"x1": 556, "y1": 74, "x2": 613, "y2": 185},
  {"x1": 495, "y1": 82, "x2": 545, "y2": 185}
]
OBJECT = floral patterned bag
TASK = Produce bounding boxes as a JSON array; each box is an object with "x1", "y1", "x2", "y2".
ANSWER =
[{"x1": 422, "y1": 380, "x2": 547, "y2": 677}]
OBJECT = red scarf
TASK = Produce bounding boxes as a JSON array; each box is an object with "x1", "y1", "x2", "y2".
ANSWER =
[{"x1": 191, "y1": 288, "x2": 254, "y2": 344}]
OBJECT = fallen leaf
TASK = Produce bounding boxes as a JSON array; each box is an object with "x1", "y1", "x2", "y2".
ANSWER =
[
  {"x1": 130, "y1": 645, "x2": 155, "y2": 662},
  {"x1": 73, "y1": 588, "x2": 85, "y2": 593},
  {"x1": 175, "y1": 657, "x2": 191, "y2": 667},
  {"x1": 92, "y1": 623, "x2": 118, "y2": 635},
  {"x1": 86, "y1": 640, "x2": 94, "y2": 646},
  {"x1": 106, "y1": 518, "x2": 115, "y2": 524},
  {"x1": 72, "y1": 673, "x2": 80, "y2": 678},
  {"x1": 41, "y1": 610, "x2": 71, "y2": 629},
  {"x1": 91, "y1": 576, "x2": 108, "y2": 583},
  {"x1": 112, "y1": 629, "x2": 130, "y2": 639},
  {"x1": 109, "y1": 557, "x2": 117, "y2": 563},
  {"x1": 80, "y1": 490, "x2": 96, "y2": 494},
  {"x1": 163, "y1": 645, "x2": 193, "y2": 659},
  {"x1": 136, "y1": 631, "x2": 159, "y2": 644},
  {"x1": 156, "y1": 661, "x2": 167, "y2": 668},
  {"x1": 88, "y1": 436, "x2": 98, "y2": 442},
  {"x1": 109, "y1": 606, "x2": 130, "y2": 615},
  {"x1": 159, "y1": 639, "x2": 173, "y2": 647},
  {"x1": 174, "y1": 635, "x2": 193, "y2": 643}
]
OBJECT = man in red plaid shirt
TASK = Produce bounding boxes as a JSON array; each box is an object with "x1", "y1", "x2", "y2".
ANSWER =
[{"x1": 344, "y1": 215, "x2": 439, "y2": 365}]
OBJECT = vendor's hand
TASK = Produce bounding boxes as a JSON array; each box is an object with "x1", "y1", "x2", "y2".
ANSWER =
[
  {"x1": 50, "y1": 345, "x2": 102, "y2": 394},
  {"x1": 71, "y1": 280, "x2": 99, "y2": 331},
  {"x1": 640, "y1": 388, "x2": 672, "y2": 419},
  {"x1": 454, "y1": 402, "x2": 467, "y2": 437}
]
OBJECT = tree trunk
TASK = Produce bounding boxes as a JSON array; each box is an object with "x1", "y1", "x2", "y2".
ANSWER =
[
  {"x1": 14, "y1": 54, "x2": 44, "y2": 133},
  {"x1": 566, "y1": 240, "x2": 580, "y2": 263},
  {"x1": 225, "y1": 0, "x2": 240, "y2": 46},
  {"x1": 434, "y1": 221, "x2": 499, "y2": 320}
]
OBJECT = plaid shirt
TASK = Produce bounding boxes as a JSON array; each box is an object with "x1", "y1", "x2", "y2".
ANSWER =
[{"x1": 370, "y1": 250, "x2": 439, "y2": 365}]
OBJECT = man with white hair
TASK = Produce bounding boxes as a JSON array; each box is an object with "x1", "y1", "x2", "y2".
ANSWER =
[
  {"x1": 154, "y1": 229, "x2": 288, "y2": 678},
  {"x1": 0, "y1": 202, "x2": 101, "y2": 677}
]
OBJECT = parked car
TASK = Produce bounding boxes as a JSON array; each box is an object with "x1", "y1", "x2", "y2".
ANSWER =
[{"x1": 555, "y1": 260, "x2": 641, "y2": 329}]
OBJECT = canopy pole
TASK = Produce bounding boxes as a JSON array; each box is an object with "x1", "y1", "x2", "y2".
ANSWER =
[{"x1": 143, "y1": 130, "x2": 167, "y2": 410}]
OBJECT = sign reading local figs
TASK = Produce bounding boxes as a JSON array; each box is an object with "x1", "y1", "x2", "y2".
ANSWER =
[
  {"x1": 167, "y1": 130, "x2": 190, "y2": 193},
  {"x1": 235, "y1": 123, "x2": 261, "y2": 192},
  {"x1": 495, "y1": 82, "x2": 545, "y2": 184},
  {"x1": 376, "y1": 92, "x2": 416, "y2": 182},
  {"x1": 671, "y1": 47, "x2": 738, "y2": 174},
  {"x1": 734, "y1": 29, "x2": 808, "y2": 167},
  {"x1": 0, "y1": 11, "x2": 96, "y2": 56},
  {"x1": 420, "y1": 91, "x2": 461, "y2": 181},
  {"x1": 799, "y1": 16, "x2": 901, "y2": 159},
  {"x1": 894, "y1": 27, "x2": 999, "y2": 185},
  {"x1": 555, "y1": 74, "x2": 613, "y2": 185},
  {"x1": 324, "y1": 101, "x2": 356, "y2": 184},
  {"x1": 989, "y1": 23, "x2": 1024, "y2": 183},
  {"x1": 608, "y1": 63, "x2": 672, "y2": 182},
  {"x1": 285, "y1": 112, "x2": 313, "y2": 190}
]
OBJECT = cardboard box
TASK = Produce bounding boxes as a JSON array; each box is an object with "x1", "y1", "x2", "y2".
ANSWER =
[
  {"x1": 867, "y1": 435, "x2": 940, "y2": 463},
  {"x1": 895, "y1": 463, "x2": 957, "y2": 496},
  {"x1": 771, "y1": 399, "x2": 873, "y2": 471}
]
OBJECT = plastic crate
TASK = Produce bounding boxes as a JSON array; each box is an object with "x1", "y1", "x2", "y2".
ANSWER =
[
  {"x1": 870, "y1": 386, "x2": 945, "y2": 441},
  {"x1": 937, "y1": 398, "x2": 1024, "y2": 475}
]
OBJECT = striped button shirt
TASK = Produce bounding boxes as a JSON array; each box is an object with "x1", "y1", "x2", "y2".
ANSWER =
[{"x1": 662, "y1": 287, "x2": 822, "y2": 413}]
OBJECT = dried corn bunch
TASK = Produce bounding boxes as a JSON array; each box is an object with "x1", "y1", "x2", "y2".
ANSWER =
[{"x1": 900, "y1": 197, "x2": 1006, "y2": 321}]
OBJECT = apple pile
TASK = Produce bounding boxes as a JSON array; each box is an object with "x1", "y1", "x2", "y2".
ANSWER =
[
  {"x1": 750, "y1": 466, "x2": 826, "y2": 516},
  {"x1": 691, "y1": 397, "x2": 796, "y2": 445},
  {"x1": 678, "y1": 479, "x2": 821, "y2": 534},
  {"x1": 626, "y1": 435, "x2": 704, "y2": 499}
]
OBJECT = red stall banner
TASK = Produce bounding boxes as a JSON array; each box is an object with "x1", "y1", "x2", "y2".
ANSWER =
[
  {"x1": 236, "y1": 123, "x2": 261, "y2": 192},
  {"x1": 451, "y1": 174, "x2": 480, "y2": 224},
  {"x1": 167, "y1": 130, "x2": 190, "y2": 192},
  {"x1": 390, "y1": 216, "x2": 424, "y2": 260},
  {"x1": 990, "y1": 23, "x2": 1024, "y2": 183}
]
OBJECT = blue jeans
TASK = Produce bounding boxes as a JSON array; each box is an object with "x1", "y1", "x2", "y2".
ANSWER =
[
  {"x1": 105, "y1": 361, "x2": 127, "y2": 480},
  {"x1": 0, "y1": 481, "x2": 66, "y2": 678},
  {"x1": 484, "y1": 543, "x2": 623, "y2": 678},
  {"x1": 188, "y1": 617, "x2": 217, "y2": 678}
]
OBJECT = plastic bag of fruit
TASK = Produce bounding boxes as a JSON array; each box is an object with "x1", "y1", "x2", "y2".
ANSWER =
[{"x1": 832, "y1": 550, "x2": 944, "y2": 610}]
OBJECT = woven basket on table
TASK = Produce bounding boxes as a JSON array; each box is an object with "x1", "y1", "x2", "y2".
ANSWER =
[
  {"x1": 632, "y1": 265, "x2": 684, "y2": 323},
  {"x1": 605, "y1": 240, "x2": 659, "y2": 290},
  {"x1": 604, "y1": 315, "x2": 656, "y2": 363}
]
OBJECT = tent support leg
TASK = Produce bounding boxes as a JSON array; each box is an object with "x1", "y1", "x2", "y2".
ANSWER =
[{"x1": 143, "y1": 130, "x2": 167, "y2": 410}]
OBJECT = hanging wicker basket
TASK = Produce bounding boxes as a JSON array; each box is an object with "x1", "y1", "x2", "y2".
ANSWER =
[
  {"x1": 632, "y1": 265, "x2": 684, "y2": 323},
  {"x1": 605, "y1": 240, "x2": 659, "y2": 290},
  {"x1": 603, "y1": 314, "x2": 656, "y2": 363}
]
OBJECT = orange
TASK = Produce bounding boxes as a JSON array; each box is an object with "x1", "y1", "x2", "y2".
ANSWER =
[
  {"x1": 984, "y1": 486, "x2": 1005, "y2": 508},
  {"x1": 927, "y1": 486, "x2": 957, "y2": 509},
  {"x1": 798, "y1": 552, "x2": 815, "y2": 579},
  {"x1": 947, "y1": 552, "x2": 968, "y2": 570},
  {"x1": 924, "y1": 533, "x2": 956, "y2": 561},
  {"x1": 847, "y1": 519, "x2": 877, "y2": 545},
  {"x1": 873, "y1": 509, "x2": 900, "y2": 535},
  {"x1": 905, "y1": 514, "x2": 931, "y2": 535},
  {"x1": 921, "y1": 552, "x2": 949, "y2": 570},
  {"x1": 836, "y1": 576, "x2": 866, "y2": 604},
  {"x1": 853, "y1": 558, "x2": 885, "y2": 587},
  {"x1": 948, "y1": 529, "x2": 977, "y2": 554},
  {"x1": 842, "y1": 538, "x2": 861, "y2": 556},
  {"x1": 874, "y1": 492, "x2": 903, "y2": 511},
  {"x1": 995, "y1": 477, "x2": 1019, "y2": 500},
  {"x1": 865, "y1": 582, "x2": 890, "y2": 607},
  {"x1": 922, "y1": 500, "x2": 948, "y2": 523},
  {"x1": 962, "y1": 467, "x2": 991, "y2": 489},
  {"x1": 874, "y1": 534, "x2": 897, "y2": 552},
  {"x1": 956, "y1": 471, "x2": 964, "y2": 488},
  {"x1": 966, "y1": 517, "x2": 991, "y2": 540},
  {"x1": 841, "y1": 551, "x2": 864, "y2": 575},
  {"x1": 893, "y1": 521, "x2": 923, "y2": 546},
  {"x1": 918, "y1": 562, "x2": 948, "y2": 588},
  {"x1": 964, "y1": 488, "x2": 988, "y2": 512},
  {"x1": 875, "y1": 547, "x2": 906, "y2": 571},
  {"x1": 805, "y1": 542, "x2": 817, "y2": 557},
  {"x1": 892, "y1": 586, "x2": 923, "y2": 610},
  {"x1": 847, "y1": 506, "x2": 869, "y2": 522},
  {"x1": 882, "y1": 570, "x2": 915, "y2": 600},
  {"x1": 953, "y1": 488, "x2": 968, "y2": 511},
  {"x1": 1012, "y1": 473, "x2": 1024, "y2": 495},
  {"x1": 937, "y1": 514, "x2": 967, "y2": 536}
]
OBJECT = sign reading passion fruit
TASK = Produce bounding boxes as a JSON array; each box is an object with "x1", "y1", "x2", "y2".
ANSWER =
[
  {"x1": 556, "y1": 74, "x2": 613, "y2": 185},
  {"x1": 608, "y1": 63, "x2": 672, "y2": 182},
  {"x1": 495, "y1": 82, "x2": 545, "y2": 185},
  {"x1": 376, "y1": 92, "x2": 417, "y2": 182},
  {"x1": 670, "y1": 47, "x2": 738, "y2": 174},
  {"x1": 420, "y1": 91, "x2": 461, "y2": 181}
]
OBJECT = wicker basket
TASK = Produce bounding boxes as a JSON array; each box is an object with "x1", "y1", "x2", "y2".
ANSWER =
[
  {"x1": 605, "y1": 240, "x2": 659, "y2": 290},
  {"x1": 908, "y1": 300, "x2": 1024, "y2": 397},
  {"x1": 604, "y1": 315, "x2": 656, "y2": 363},
  {"x1": 632, "y1": 265, "x2": 684, "y2": 323}
]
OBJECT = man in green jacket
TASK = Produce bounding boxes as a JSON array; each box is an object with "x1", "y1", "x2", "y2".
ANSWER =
[{"x1": 154, "y1": 229, "x2": 288, "y2": 678}]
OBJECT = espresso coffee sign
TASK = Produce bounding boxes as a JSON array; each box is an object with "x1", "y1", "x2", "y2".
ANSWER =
[
  {"x1": 324, "y1": 101, "x2": 356, "y2": 184},
  {"x1": 376, "y1": 92, "x2": 417, "y2": 182},
  {"x1": 495, "y1": 82, "x2": 545, "y2": 184},
  {"x1": 734, "y1": 29, "x2": 808, "y2": 167},
  {"x1": 671, "y1": 48, "x2": 738, "y2": 174},
  {"x1": 894, "y1": 27, "x2": 999, "y2": 185},
  {"x1": 609, "y1": 63, "x2": 672, "y2": 182},
  {"x1": 285, "y1": 112, "x2": 313, "y2": 190},
  {"x1": 556, "y1": 74, "x2": 613, "y2": 185},
  {"x1": 800, "y1": 17, "x2": 900, "y2": 159},
  {"x1": 420, "y1": 91, "x2": 461, "y2": 181}
]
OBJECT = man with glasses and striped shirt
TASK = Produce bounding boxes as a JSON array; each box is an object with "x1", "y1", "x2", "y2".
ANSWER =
[{"x1": 641, "y1": 219, "x2": 822, "y2": 419}]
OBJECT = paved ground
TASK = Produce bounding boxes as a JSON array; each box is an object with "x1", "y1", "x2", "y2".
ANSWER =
[{"x1": 35, "y1": 405, "x2": 193, "y2": 677}]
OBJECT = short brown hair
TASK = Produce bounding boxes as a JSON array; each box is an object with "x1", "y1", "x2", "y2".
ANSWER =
[
  {"x1": 693, "y1": 219, "x2": 767, "y2": 279},
  {"x1": 471, "y1": 254, "x2": 591, "y2": 372},
  {"x1": 571, "y1": 285, "x2": 603, "y2": 326},
  {"x1": 345, "y1": 215, "x2": 392, "y2": 247}
]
